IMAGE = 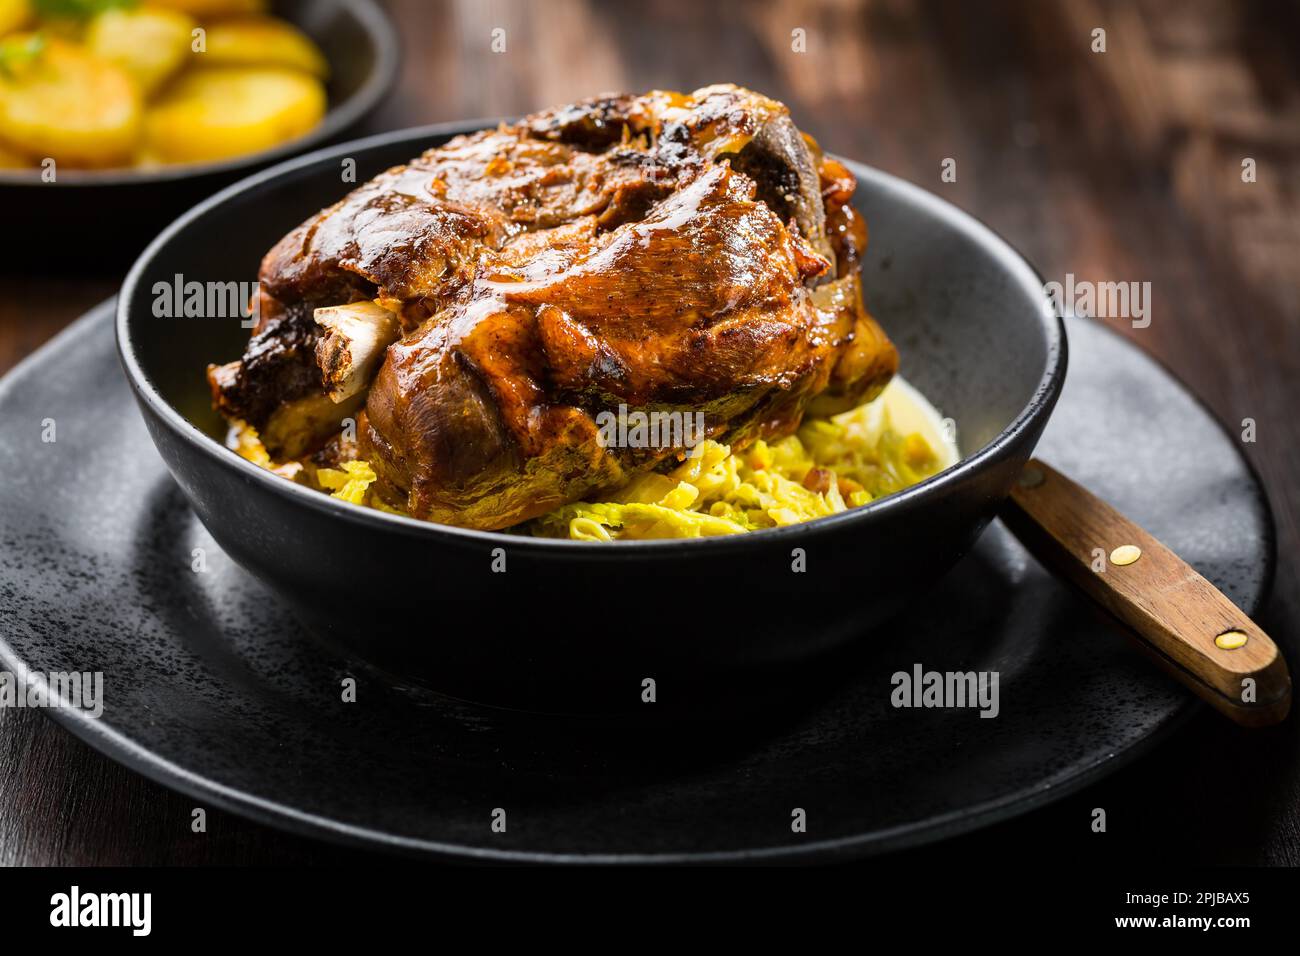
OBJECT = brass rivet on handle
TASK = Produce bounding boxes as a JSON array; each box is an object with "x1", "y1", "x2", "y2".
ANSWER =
[
  {"x1": 1215, "y1": 629, "x2": 1249, "y2": 650},
  {"x1": 1110, "y1": 544, "x2": 1142, "y2": 566}
]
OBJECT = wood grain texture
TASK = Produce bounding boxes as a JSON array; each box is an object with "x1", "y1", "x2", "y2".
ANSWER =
[
  {"x1": 1005, "y1": 459, "x2": 1290, "y2": 725},
  {"x1": 1, "y1": 0, "x2": 1298, "y2": 865}
]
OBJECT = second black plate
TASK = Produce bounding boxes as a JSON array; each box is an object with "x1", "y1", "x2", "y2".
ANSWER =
[{"x1": 0, "y1": 303, "x2": 1274, "y2": 862}]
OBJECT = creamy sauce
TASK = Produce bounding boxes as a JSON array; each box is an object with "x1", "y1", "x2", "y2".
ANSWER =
[{"x1": 874, "y1": 375, "x2": 960, "y2": 468}]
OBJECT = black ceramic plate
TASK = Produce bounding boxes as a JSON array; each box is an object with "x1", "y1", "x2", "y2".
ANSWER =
[{"x1": 0, "y1": 302, "x2": 1274, "y2": 862}]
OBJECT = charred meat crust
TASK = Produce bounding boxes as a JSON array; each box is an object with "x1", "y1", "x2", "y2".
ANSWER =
[
  {"x1": 207, "y1": 308, "x2": 323, "y2": 428},
  {"x1": 208, "y1": 84, "x2": 899, "y2": 528}
]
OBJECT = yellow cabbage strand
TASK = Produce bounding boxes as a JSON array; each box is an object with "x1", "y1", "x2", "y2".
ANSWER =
[
  {"x1": 231, "y1": 385, "x2": 945, "y2": 538},
  {"x1": 531, "y1": 395, "x2": 944, "y2": 541},
  {"x1": 316, "y1": 460, "x2": 377, "y2": 505}
]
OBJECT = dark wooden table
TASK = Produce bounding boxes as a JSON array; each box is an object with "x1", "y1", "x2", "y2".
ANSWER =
[{"x1": 2, "y1": 0, "x2": 1297, "y2": 865}]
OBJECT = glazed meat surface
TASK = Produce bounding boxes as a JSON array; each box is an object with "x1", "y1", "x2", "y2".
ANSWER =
[{"x1": 208, "y1": 85, "x2": 898, "y2": 529}]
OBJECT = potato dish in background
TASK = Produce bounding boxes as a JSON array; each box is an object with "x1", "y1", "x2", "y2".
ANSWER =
[{"x1": 0, "y1": 0, "x2": 328, "y2": 169}]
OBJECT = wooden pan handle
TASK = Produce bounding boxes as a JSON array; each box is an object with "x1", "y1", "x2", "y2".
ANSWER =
[{"x1": 1001, "y1": 459, "x2": 1290, "y2": 727}]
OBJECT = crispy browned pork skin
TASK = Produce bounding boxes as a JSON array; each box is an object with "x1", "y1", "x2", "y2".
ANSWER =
[{"x1": 207, "y1": 84, "x2": 898, "y2": 530}]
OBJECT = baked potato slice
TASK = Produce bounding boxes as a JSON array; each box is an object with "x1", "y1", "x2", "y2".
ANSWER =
[
  {"x1": 142, "y1": 0, "x2": 267, "y2": 15},
  {"x1": 0, "y1": 0, "x2": 29, "y2": 39},
  {"x1": 86, "y1": 7, "x2": 195, "y2": 95},
  {"x1": 145, "y1": 66, "x2": 324, "y2": 164},
  {"x1": 197, "y1": 16, "x2": 328, "y2": 78},
  {"x1": 0, "y1": 137, "x2": 33, "y2": 167},
  {"x1": 0, "y1": 34, "x2": 141, "y2": 167}
]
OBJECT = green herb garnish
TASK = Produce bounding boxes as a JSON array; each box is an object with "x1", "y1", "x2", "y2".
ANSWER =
[
  {"x1": 32, "y1": 0, "x2": 138, "y2": 19},
  {"x1": 0, "y1": 33, "x2": 47, "y2": 79}
]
